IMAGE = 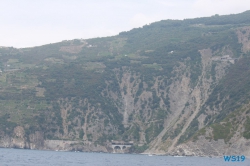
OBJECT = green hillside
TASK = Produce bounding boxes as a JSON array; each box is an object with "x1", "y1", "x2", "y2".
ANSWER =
[{"x1": 0, "y1": 10, "x2": 250, "y2": 155}]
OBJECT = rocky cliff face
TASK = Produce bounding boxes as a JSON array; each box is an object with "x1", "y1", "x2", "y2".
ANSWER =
[
  {"x1": 169, "y1": 26, "x2": 250, "y2": 157},
  {"x1": 1, "y1": 12, "x2": 250, "y2": 156},
  {"x1": 173, "y1": 101, "x2": 250, "y2": 157}
]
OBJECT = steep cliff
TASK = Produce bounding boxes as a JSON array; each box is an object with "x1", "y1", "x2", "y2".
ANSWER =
[{"x1": 0, "y1": 11, "x2": 250, "y2": 156}]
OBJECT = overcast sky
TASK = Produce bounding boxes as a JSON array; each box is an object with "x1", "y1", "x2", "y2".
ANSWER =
[{"x1": 0, "y1": 0, "x2": 249, "y2": 48}]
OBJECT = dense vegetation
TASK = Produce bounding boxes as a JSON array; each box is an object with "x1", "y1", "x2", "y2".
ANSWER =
[{"x1": 0, "y1": 10, "x2": 250, "y2": 152}]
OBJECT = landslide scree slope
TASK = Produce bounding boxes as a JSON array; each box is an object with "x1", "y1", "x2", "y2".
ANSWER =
[{"x1": 0, "y1": 10, "x2": 250, "y2": 156}]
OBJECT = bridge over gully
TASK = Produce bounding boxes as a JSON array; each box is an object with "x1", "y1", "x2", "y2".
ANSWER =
[{"x1": 111, "y1": 141, "x2": 133, "y2": 151}]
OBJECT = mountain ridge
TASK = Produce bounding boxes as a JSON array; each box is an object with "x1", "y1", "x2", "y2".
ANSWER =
[{"x1": 0, "y1": 10, "x2": 250, "y2": 157}]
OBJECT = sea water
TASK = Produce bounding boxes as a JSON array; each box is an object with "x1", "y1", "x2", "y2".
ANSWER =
[{"x1": 0, "y1": 148, "x2": 249, "y2": 166}]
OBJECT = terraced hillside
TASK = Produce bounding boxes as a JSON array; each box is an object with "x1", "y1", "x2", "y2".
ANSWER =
[{"x1": 0, "y1": 11, "x2": 250, "y2": 156}]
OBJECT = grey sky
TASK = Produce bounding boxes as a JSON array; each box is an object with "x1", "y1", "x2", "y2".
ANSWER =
[{"x1": 0, "y1": 0, "x2": 249, "y2": 48}]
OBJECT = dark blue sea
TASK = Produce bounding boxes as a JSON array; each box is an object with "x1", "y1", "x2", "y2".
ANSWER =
[{"x1": 0, "y1": 148, "x2": 249, "y2": 166}]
